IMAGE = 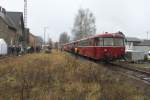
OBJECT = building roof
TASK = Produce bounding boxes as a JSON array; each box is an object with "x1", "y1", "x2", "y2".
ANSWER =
[
  {"x1": 6, "y1": 12, "x2": 24, "y2": 29},
  {"x1": 136, "y1": 40, "x2": 150, "y2": 46},
  {"x1": 126, "y1": 37, "x2": 141, "y2": 42},
  {"x1": 0, "y1": 11, "x2": 17, "y2": 30}
]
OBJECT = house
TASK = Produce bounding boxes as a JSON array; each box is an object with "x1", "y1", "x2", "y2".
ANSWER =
[
  {"x1": 134, "y1": 40, "x2": 150, "y2": 54},
  {"x1": 29, "y1": 33, "x2": 43, "y2": 48},
  {"x1": 0, "y1": 6, "x2": 29, "y2": 49},
  {"x1": 29, "y1": 33, "x2": 36, "y2": 47},
  {"x1": 6, "y1": 11, "x2": 26, "y2": 46},
  {"x1": 0, "y1": 7, "x2": 17, "y2": 45},
  {"x1": 35, "y1": 36, "x2": 43, "y2": 47},
  {"x1": 126, "y1": 37, "x2": 150, "y2": 54},
  {"x1": 125, "y1": 37, "x2": 141, "y2": 51}
]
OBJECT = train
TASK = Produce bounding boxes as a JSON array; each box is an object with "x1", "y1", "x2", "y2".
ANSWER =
[{"x1": 63, "y1": 32, "x2": 126, "y2": 61}]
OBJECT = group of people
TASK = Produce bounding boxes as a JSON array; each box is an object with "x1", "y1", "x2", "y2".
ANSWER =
[
  {"x1": 8, "y1": 45, "x2": 22, "y2": 56},
  {"x1": 8, "y1": 45, "x2": 42, "y2": 56},
  {"x1": 27, "y1": 46, "x2": 41, "y2": 53}
]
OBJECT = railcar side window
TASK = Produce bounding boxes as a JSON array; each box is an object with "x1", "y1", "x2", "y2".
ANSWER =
[
  {"x1": 89, "y1": 39, "x2": 94, "y2": 46},
  {"x1": 84, "y1": 40, "x2": 89, "y2": 46},
  {"x1": 114, "y1": 38, "x2": 124, "y2": 46},
  {"x1": 79, "y1": 41, "x2": 82, "y2": 46},
  {"x1": 97, "y1": 38, "x2": 103, "y2": 46},
  {"x1": 79, "y1": 40, "x2": 89, "y2": 46},
  {"x1": 104, "y1": 38, "x2": 113, "y2": 46}
]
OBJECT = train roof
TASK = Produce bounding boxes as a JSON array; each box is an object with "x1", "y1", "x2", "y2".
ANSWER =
[{"x1": 64, "y1": 32, "x2": 125, "y2": 45}]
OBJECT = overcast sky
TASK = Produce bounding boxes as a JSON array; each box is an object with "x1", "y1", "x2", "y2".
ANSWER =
[{"x1": 0, "y1": 0, "x2": 150, "y2": 41}]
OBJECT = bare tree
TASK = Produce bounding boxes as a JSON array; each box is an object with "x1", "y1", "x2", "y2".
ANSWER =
[
  {"x1": 72, "y1": 8, "x2": 96, "y2": 40},
  {"x1": 59, "y1": 32, "x2": 70, "y2": 45}
]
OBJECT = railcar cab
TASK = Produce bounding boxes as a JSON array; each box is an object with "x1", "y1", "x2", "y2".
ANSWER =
[
  {"x1": 94, "y1": 33, "x2": 125, "y2": 47},
  {"x1": 92, "y1": 32, "x2": 125, "y2": 61}
]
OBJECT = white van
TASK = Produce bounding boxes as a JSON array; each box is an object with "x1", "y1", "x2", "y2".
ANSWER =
[{"x1": 0, "y1": 39, "x2": 7, "y2": 55}]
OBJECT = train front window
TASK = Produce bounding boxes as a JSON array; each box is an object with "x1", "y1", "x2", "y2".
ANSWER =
[
  {"x1": 103, "y1": 38, "x2": 113, "y2": 46},
  {"x1": 114, "y1": 38, "x2": 124, "y2": 46}
]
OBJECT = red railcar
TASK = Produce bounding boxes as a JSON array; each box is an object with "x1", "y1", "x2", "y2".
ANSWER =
[{"x1": 64, "y1": 32, "x2": 125, "y2": 61}]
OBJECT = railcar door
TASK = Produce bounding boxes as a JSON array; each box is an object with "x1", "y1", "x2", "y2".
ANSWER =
[
  {"x1": 94, "y1": 37, "x2": 104, "y2": 60},
  {"x1": 88, "y1": 38, "x2": 95, "y2": 58}
]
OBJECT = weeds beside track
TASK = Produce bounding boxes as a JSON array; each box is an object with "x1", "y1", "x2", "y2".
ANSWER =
[
  {"x1": 68, "y1": 52, "x2": 150, "y2": 86},
  {"x1": 108, "y1": 62, "x2": 150, "y2": 85}
]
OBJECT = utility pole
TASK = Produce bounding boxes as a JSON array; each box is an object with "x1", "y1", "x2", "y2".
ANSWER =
[
  {"x1": 44, "y1": 27, "x2": 48, "y2": 45},
  {"x1": 24, "y1": 0, "x2": 27, "y2": 28},
  {"x1": 44, "y1": 27, "x2": 46, "y2": 45},
  {"x1": 147, "y1": 32, "x2": 149, "y2": 40},
  {"x1": 23, "y1": 0, "x2": 28, "y2": 52}
]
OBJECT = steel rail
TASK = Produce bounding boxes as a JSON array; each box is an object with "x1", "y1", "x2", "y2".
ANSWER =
[{"x1": 109, "y1": 62, "x2": 150, "y2": 85}]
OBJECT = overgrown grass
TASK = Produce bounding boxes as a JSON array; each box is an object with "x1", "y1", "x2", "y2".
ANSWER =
[{"x1": 0, "y1": 50, "x2": 149, "y2": 100}]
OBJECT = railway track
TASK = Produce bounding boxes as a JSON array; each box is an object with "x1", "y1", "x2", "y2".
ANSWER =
[
  {"x1": 0, "y1": 55, "x2": 9, "y2": 59},
  {"x1": 68, "y1": 52, "x2": 150, "y2": 85},
  {"x1": 108, "y1": 62, "x2": 150, "y2": 85},
  {"x1": 0, "y1": 56, "x2": 13, "y2": 62},
  {"x1": 0, "y1": 55, "x2": 22, "y2": 61}
]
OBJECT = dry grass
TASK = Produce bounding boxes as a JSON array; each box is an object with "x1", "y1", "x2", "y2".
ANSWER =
[{"x1": 0, "y1": 50, "x2": 149, "y2": 100}]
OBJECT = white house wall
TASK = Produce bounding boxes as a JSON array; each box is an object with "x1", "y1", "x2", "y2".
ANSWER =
[
  {"x1": 133, "y1": 46, "x2": 150, "y2": 54},
  {"x1": 125, "y1": 42, "x2": 133, "y2": 51}
]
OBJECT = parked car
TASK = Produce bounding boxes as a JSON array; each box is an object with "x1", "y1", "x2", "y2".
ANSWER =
[
  {"x1": 147, "y1": 51, "x2": 150, "y2": 61},
  {"x1": 42, "y1": 45, "x2": 52, "y2": 53}
]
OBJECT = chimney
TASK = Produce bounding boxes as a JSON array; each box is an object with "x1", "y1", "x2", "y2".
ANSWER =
[{"x1": 2, "y1": 8, "x2": 6, "y2": 14}]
